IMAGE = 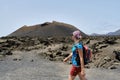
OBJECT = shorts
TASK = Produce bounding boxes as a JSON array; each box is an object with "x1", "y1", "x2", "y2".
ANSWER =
[{"x1": 70, "y1": 65, "x2": 81, "y2": 76}]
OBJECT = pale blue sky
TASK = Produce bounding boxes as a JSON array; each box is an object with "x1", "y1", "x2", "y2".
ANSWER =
[{"x1": 0, "y1": 0, "x2": 120, "y2": 37}]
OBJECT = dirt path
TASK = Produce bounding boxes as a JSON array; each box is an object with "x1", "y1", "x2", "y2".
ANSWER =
[{"x1": 0, "y1": 51, "x2": 119, "y2": 80}]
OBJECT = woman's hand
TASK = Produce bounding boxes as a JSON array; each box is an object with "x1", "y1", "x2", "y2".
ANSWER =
[
  {"x1": 63, "y1": 58, "x2": 68, "y2": 62},
  {"x1": 81, "y1": 69, "x2": 86, "y2": 76},
  {"x1": 63, "y1": 53, "x2": 72, "y2": 62}
]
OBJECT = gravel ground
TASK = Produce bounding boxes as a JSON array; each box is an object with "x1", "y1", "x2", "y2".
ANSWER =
[{"x1": 0, "y1": 50, "x2": 119, "y2": 80}]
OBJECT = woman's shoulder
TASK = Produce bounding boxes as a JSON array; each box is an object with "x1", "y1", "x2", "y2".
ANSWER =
[{"x1": 75, "y1": 43, "x2": 83, "y2": 49}]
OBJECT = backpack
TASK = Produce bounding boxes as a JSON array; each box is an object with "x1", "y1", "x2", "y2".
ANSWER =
[{"x1": 75, "y1": 44, "x2": 92, "y2": 65}]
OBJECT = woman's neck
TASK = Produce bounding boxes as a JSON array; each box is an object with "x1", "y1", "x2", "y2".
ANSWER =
[{"x1": 74, "y1": 39, "x2": 80, "y2": 44}]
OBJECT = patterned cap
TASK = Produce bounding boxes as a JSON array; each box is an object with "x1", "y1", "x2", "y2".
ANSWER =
[{"x1": 72, "y1": 30, "x2": 82, "y2": 39}]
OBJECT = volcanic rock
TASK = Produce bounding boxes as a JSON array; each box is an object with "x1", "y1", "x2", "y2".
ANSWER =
[{"x1": 113, "y1": 50, "x2": 120, "y2": 61}]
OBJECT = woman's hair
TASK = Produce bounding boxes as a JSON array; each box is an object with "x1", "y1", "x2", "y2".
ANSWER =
[{"x1": 72, "y1": 30, "x2": 82, "y2": 39}]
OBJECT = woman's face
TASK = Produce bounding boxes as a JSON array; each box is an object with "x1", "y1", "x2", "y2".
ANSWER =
[{"x1": 72, "y1": 35, "x2": 76, "y2": 41}]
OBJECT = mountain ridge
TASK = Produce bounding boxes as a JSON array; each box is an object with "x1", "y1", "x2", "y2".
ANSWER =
[
  {"x1": 90, "y1": 29, "x2": 120, "y2": 36},
  {"x1": 107, "y1": 29, "x2": 120, "y2": 36}
]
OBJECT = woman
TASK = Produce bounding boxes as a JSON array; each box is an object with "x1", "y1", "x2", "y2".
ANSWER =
[{"x1": 63, "y1": 30, "x2": 87, "y2": 80}]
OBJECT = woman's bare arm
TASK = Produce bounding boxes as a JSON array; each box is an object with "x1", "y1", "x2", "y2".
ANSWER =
[
  {"x1": 63, "y1": 53, "x2": 72, "y2": 62},
  {"x1": 78, "y1": 49, "x2": 85, "y2": 72}
]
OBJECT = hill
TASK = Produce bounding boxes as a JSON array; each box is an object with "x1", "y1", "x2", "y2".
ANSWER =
[
  {"x1": 107, "y1": 29, "x2": 120, "y2": 36},
  {"x1": 8, "y1": 21, "x2": 87, "y2": 38},
  {"x1": 91, "y1": 29, "x2": 120, "y2": 36},
  {"x1": 90, "y1": 33, "x2": 102, "y2": 36}
]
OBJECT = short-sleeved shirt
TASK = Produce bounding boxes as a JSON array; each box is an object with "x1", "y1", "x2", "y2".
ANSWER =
[{"x1": 71, "y1": 43, "x2": 83, "y2": 67}]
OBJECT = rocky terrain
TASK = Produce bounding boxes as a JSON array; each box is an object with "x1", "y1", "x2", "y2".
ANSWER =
[
  {"x1": 0, "y1": 36, "x2": 120, "y2": 69},
  {"x1": 0, "y1": 50, "x2": 120, "y2": 80},
  {"x1": 0, "y1": 21, "x2": 120, "y2": 80},
  {"x1": 0, "y1": 36, "x2": 120, "y2": 80}
]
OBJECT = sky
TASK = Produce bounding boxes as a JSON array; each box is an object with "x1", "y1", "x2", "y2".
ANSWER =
[{"x1": 0, "y1": 0, "x2": 120, "y2": 37}]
